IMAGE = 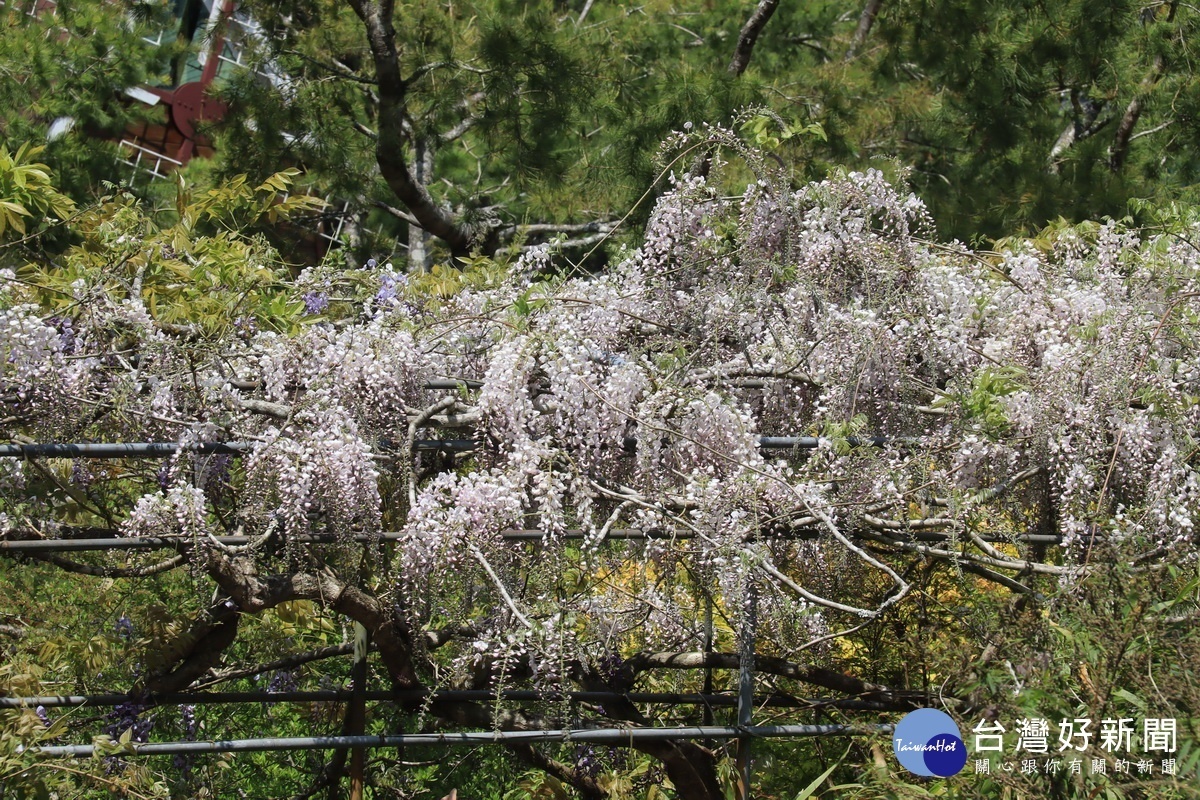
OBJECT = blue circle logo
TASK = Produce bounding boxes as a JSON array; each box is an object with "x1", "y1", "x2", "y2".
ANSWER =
[{"x1": 893, "y1": 709, "x2": 967, "y2": 777}]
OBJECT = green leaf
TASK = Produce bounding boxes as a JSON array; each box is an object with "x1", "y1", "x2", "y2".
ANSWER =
[
  {"x1": 793, "y1": 763, "x2": 839, "y2": 800},
  {"x1": 794, "y1": 745, "x2": 851, "y2": 799}
]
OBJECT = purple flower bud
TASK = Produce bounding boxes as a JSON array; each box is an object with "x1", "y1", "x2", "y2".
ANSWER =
[
  {"x1": 70, "y1": 460, "x2": 92, "y2": 488},
  {"x1": 302, "y1": 291, "x2": 329, "y2": 315},
  {"x1": 374, "y1": 272, "x2": 407, "y2": 308},
  {"x1": 233, "y1": 316, "x2": 258, "y2": 341},
  {"x1": 156, "y1": 463, "x2": 172, "y2": 491},
  {"x1": 115, "y1": 615, "x2": 135, "y2": 640},
  {"x1": 179, "y1": 704, "x2": 197, "y2": 739}
]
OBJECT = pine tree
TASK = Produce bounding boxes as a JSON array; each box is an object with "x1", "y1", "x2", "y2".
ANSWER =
[
  {"x1": 0, "y1": 0, "x2": 177, "y2": 201},
  {"x1": 822, "y1": 0, "x2": 1200, "y2": 240},
  {"x1": 211, "y1": 0, "x2": 784, "y2": 268}
]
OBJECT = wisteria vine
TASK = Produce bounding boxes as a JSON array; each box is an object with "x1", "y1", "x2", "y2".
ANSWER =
[{"x1": 2, "y1": 132, "x2": 1199, "y2": 795}]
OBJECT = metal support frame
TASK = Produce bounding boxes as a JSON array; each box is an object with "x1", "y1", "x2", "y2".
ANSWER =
[
  {"x1": 0, "y1": 435, "x2": 889, "y2": 461},
  {"x1": 0, "y1": 529, "x2": 818, "y2": 554},
  {"x1": 0, "y1": 424, "x2": 912, "y2": 790},
  {"x1": 0, "y1": 440, "x2": 474, "y2": 458},
  {"x1": 0, "y1": 528, "x2": 1064, "y2": 553},
  {"x1": 25, "y1": 724, "x2": 893, "y2": 759},
  {"x1": 735, "y1": 575, "x2": 758, "y2": 800},
  {"x1": 0, "y1": 690, "x2": 890, "y2": 711}
]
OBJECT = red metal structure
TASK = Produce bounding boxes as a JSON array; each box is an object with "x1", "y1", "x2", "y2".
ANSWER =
[{"x1": 120, "y1": 0, "x2": 239, "y2": 180}]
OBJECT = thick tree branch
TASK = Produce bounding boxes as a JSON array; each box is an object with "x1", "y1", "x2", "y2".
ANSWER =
[
  {"x1": 373, "y1": 199, "x2": 419, "y2": 226},
  {"x1": 494, "y1": 221, "x2": 619, "y2": 257},
  {"x1": 141, "y1": 601, "x2": 241, "y2": 693},
  {"x1": 439, "y1": 116, "x2": 478, "y2": 144},
  {"x1": 346, "y1": 0, "x2": 479, "y2": 257},
  {"x1": 860, "y1": 530, "x2": 1076, "y2": 576},
  {"x1": 498, "y1": 220, "x2": 617, "y2": 238},
  {"x1": 239, "y1": 397, "x2": 292, "y2": 420},
  {"x1": 845, "y1": 0, "x2": 884, "y2": 60},
  {"x1": 1110, "y1": 1, "x2": 1176, "y2": 171},
  {"x1": 1048, "y1": 94, "x2": 1110, "y2": 171},
  {"x1": 438, "y1": 92, "x2": 486, "y2": 144},
  {"x1": 26, "y1": 551, "x2": 186, "y2": 578},
  {"x1": 685, "y1": 359, "x2": 819, "y2": 389},
  {"x1": 1110, "y1": 88, "x2": 1154, "y2": 172},
  {"x1": 546, "y1": 232, "x2": 612, "y2": 250},
  {"x1": 728, "y1": 0, "x2": 782, "y2": 76},
  {"x1": 201, "y1": 548, "x2": 421, "y2": 687},
  {"x1": 505, "y1": 744, "x2": 607, "y2": 800}
]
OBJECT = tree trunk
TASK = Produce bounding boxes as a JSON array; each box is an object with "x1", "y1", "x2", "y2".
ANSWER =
[
  {"x1": 346, "y1": 0, "x2": 481, "y2": 259},
  {"x1": 407, "y1": 138, "x2": 435, "y2": 272},
  {"x1": 1110, "y1": 1, "x2": 1176, "y2": 171},
  {"x1": 728, "y1": 0, "x2": 781, "y2": 76},
  {"x1": 1109, "y1": 65, "x2": 1159, "y2": 172},
  {"x1": 845, "y1": 0, "x2": 884, "y2": 61}
]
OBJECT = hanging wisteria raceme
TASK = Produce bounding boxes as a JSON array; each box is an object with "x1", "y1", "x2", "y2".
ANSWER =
[{"x1": 3, "y1": 133, "x2": 1200, "y2": 799}]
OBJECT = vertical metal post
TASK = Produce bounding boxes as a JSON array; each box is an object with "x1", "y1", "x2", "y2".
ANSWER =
[
  {"x1": 178, "y1": 0, "x2": 236, "y2": 164},
  {"x1": 348, "y1": 622, "x2": 369, "y2": 800},
  {"x1": 735, "y1": 577, "x2": 757, "y2": 800},
  {"x1": 703, "y1": 591, "x2": 714, "y2": 729}
]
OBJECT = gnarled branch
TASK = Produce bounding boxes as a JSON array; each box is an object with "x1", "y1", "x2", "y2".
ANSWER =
[
  {"x1": 728, "y1": 0, "x2": 781, "y2": 76},
  {"x1": 346, "y1": 0, "x2": 479, "y2": 257}
]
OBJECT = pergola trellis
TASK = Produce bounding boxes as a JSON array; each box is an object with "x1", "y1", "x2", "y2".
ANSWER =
[{"x1": 0, "y1": 395, "x2": 1037, "y2": 796}]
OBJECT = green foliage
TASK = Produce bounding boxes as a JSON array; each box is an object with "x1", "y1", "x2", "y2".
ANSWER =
[
  {"x1": 178, "y1": 168, "x2": 326, "y2": 232},
  {"x1": 0, "y1": 560, "x2": 187, "y2": 799},
  {"x1": 821, "y1": 413, "x2": 871, "y2": 455},
  {"x1": 734, "y1": 559, "x2": 1200, "y2": 800},
  {"x1": 0, "y1": 143, "x2": 76, "y2": 240},
  {"x1": 5, "y1": 0, "x2": 1200, "y2": 260},
  {"x1": 210, "y1": 0, "x2": 778, "y2": 263},
  {"x1": 790, "y1": 745, "x2": 850, "y2": 799},
  {"x1": 961, "y1": 367, "x2": 1026, "y2": 439},
  {"x1": 855, "y1": 0, "x2": 1200, "y2": 240},
  {"x1": 23, "y1": 167, "x2": 324, "y2": 338},
  {"x1": 0, "y1": 0, "x2": 177, "y2": 200},
  {"x1": 740, "y1": 111, "x2": 827, "y2": 153},
  {"x1": 944, "y1": 561, "x2": 1200, "y2": 799}
]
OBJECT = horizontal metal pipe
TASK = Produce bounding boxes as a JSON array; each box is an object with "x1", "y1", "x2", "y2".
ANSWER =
[
  {"x1": 0, "y1": 442, "x2": 253, "y2": 458},
  {"x1": 2, "y1": 690, "x2": 843, "y2": 710},
  {"x1": 0, "y1": 435, "x2": 891, "y2": 461},
  {"x1": 0, "y1": 440, "x2": 475, "y2": 459},
  {"x1": 0, "y1": 528, "x2": 1062, "y2": 553},
  {"x1": 1, "y1": 537, "x2": 186, "y2": 552},
  {"x1": 757, "y1": 436, "x2": 887, "y2": 449},
  {"x1": 425, "y1": 379, "x2": 483, "y2": 390},
  {"x1": 24, "y1": 724, "x2": 892, "y2": 758},
  {"x1": 0, "y1": 531, "x2": 722, "y2": 553},
  {"x1": 0, "y1": 531, "x2": 698, "y2": 553}
]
